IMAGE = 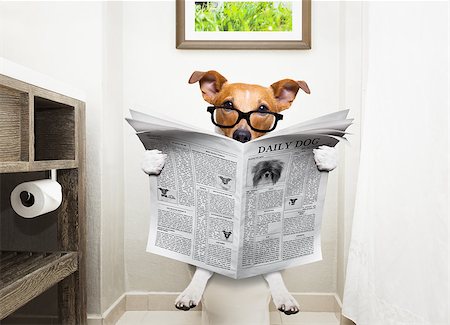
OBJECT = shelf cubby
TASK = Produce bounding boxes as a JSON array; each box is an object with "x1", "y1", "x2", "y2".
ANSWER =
[
  {"x1": 34, "y1": 96, "x2": 75, "y2": 161},
  {"x1": 0, "y1": 84, "x2": 29, "y2": 164}
]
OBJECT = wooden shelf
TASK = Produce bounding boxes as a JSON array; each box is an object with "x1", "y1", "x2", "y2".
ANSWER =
[
  {"x1": 0, "y1": 251, "x2": 78, "y2": 320},
  {"x1": 1, "y1": 72, "x2": 86, "y2": 323},
  {"x1": 0, "y1": 161, "x2": 30, "y2": 173},
  {"x1": 0, "y1": 160, "x2": 78, "y2": 173}
]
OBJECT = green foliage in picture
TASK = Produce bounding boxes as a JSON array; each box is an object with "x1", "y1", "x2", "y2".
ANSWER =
[{"x1": 195, "y1": 2, "x2": 293, "y2": 32}]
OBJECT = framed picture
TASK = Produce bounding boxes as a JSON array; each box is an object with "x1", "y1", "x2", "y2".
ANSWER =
[{"x1": 176, "y1": 0, "x2": 311, "y2": 50}]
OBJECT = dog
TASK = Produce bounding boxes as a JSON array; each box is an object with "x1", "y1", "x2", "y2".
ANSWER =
[
  {"x1": 289, "y1": 198, "x2": 298, "y2": 205},
  {"x1": 217, "y1": 175, "x2": 232, "y2": 190},
  {"x1": 142, "y1": 70, "x2": 338, "y2": 315},
  {"x1": 252, "y1": 159, "x2": 284, "y2": 187},
  {"x1": 158, "y1": 187, "x2": 169, "y2": 197},
  {"x1": 223, "y1": 230, "x2": 232, "y2": 240}
]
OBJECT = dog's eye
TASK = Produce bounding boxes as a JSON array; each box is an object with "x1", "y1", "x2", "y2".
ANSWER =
[
  {"x1": 258, "y1": 105, "x2": 269, "y2": 113},
  {"x1": 222, "y1": 101, "x2": 234, "y2": 109}
]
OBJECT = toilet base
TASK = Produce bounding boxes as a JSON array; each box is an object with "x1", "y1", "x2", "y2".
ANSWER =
[{"x1": 200, "y1": 273, "x2": 271, "y2": 325}]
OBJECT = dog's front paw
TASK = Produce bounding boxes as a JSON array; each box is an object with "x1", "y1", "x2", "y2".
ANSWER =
[
  {"x1": 174, "y1": 286, "x2": 203, "y2": 311},
  {"x1": 271, "y1": 289, "x2": 300, "y2": 315},
  {"x1": 313, "y1": 145, "x2": 337, "y2": 172},
  {"x1": 141, "y1": 149, "x2": 167, "y2": 175}
]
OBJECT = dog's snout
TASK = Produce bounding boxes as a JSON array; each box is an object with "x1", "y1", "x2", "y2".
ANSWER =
[{"x1": 233, "y1": 129, "x2": 251, "y2": 143}]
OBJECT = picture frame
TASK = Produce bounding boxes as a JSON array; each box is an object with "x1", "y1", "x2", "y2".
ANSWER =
[{"x1": 176, "y1": 0, "x2": 311, "y2": 50}]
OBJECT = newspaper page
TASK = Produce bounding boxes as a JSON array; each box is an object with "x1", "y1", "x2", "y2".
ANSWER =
[
  {"x1": 135, "y1": 130, "x2": 244, "y2": 278},
  {"x1": 237, "y1": 134, "x2": 338, "y2": 278},
  {"x1": 127, "y1": 109, "x2": 351, "y2": 279}
]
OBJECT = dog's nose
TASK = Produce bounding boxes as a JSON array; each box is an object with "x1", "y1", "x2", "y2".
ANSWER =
[{"x1": 233, "y1": 129, "x2": 251, "y2": 143}]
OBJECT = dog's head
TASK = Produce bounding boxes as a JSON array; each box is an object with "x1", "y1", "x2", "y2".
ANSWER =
[
  {"x1": 252, "y1": 160, "x2": 284, "y2": 187},
  {"x1": 218, "y1": 176, "x2": 232, "y2": 185},
  {"x1": 158, "y1": 187, "x2": 169, "y2": 196},
  {"x1": 223, "y1": 230, "x2": 232, "y2": 240},
  {"x1": 189, "y1": 70, "x2": 310, "y2": 143}
]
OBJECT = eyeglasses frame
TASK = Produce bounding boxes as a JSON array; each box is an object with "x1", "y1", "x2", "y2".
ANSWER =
[{"x1": 207, "y1": 106, "x2": 283, "y2": 133}]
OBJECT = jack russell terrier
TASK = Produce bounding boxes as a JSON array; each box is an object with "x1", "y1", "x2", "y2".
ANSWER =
[{"x1": 141, "y1": 70, "x2": 337, "y2": 315}]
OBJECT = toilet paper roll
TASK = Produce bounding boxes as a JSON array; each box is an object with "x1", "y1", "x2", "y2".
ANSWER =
[{"x1": 10, "y1": 179, "x2": 62, "y2": 218}]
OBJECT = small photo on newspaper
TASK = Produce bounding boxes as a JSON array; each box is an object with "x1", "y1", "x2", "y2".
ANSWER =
[{"x1": 127, "y1": 109, "x2": 352, "y2": 279}]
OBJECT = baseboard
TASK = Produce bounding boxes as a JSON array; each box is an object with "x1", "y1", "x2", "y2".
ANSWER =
[
  {"x1": 341, "y1": 314, "x2": 357, "y2": 325},
  {"x1": 88, "y1": 292, "x2": 345, "y2": 324},
  {"x1": 87, "y1": 293, "x2": 126, "y2": 325}
]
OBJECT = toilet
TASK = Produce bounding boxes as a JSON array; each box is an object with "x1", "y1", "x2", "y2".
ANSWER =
[{"x1": 200, "y1": 273, "x2": 271, "y2": 325}]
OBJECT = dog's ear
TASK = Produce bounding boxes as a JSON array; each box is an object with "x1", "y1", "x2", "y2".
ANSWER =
[
  {"x1": 189, "y1": 70, "x2": 228, "y2": 104},
  {"x1": 270, "y1": 79, "x2": 310, "y2": 111}
]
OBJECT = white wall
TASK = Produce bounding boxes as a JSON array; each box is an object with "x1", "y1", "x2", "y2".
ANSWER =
[
  {"x1": 0, "y1": 1, "x2": 125, "y2": 315},
  {"x1": 122, "y1": 1, "x2": 361, "y2": 295}
]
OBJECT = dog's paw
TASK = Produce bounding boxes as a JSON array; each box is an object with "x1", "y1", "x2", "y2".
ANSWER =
[
  {"x1": 264, "y1": 271, "x2": 299, "y2": 315},
  {"x1": 174, "y1": 286, "x2": 203, "y2": 311},
  {"x1": 313, "y1": 145, "x2": 337, "y2": 172},
  {"x1": 141, "y1": 150, "x2": 167, "y2": 175},
  {"x1": 271, "y1": 289, "x2": 300, "y2": 315}
]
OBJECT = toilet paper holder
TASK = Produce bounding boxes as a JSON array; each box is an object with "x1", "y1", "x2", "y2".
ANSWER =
[{"x1": 50, "y1": 169, "x2": 57, "y2": 182}]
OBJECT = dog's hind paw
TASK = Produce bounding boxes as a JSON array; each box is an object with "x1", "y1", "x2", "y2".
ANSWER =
[
  {"x1": 272, "y1": 290, "x2": 300, "y2": 315},
  {"x1": 264, "y1": 272, "x2": 300, "y2": 315},
  {"x1": 174, "y1": 287, "x2": 202, "y2": 311},
  {"x1": 313, "y1": 145, "x2": 337, "y2": 172},
  {"x1": 141, "y1": 149, "x2": 167, "y2": 175}
]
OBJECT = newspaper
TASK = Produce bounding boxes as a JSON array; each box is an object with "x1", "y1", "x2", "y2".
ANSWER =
[{"x1": 127, "y1": 109, "x2": 352, "y2": 279}]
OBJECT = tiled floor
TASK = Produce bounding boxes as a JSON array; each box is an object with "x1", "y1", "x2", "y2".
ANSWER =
[{"x1": 116, "y1": 311, "x2": 340, "y2": 325}]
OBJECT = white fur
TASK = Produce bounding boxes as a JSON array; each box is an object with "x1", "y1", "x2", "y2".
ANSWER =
[
  {"x1": 313, "y1": 145, "x2": 338, "y2": 172},
  {"x1": 175, "y1": 267, "x2": 213, "y2": 310},
  {"x1": 263, "y1": 271, "x2": 299, "y2": 314},
  {"x1": 142, "y1": 146, "x2": 337, "y2": 313},
  {"x1": 141, "y1": 149, "x2": 167, "y2": 175}
]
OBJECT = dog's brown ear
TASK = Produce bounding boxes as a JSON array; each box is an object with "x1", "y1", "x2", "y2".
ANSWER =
[
  {"x1": 270, "y1": 79, "x2": 310, "y2": 111},
  {"x1": 189, "y1": 70, "x2": 228, "y2": 104}
]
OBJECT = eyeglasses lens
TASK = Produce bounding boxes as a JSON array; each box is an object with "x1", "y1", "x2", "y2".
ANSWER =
[
  {"x1": 213, "y1": 108, "x2": 240, "y2": 126},
  {"x1": 249, "y1": 112, "x2": 276, "y2": 131}
]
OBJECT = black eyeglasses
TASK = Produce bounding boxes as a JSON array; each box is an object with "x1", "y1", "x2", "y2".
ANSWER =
[{"x1": 207, "y1": 106, "x2": 283, "y2": 133}]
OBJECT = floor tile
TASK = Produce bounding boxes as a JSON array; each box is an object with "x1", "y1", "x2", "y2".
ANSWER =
[
  {"x1": 141, "y1": 311, "x2": 202, "y2": 324},
  {"x1": 280, "y1": 311, "x2": 339, "y2": 324},
  {"x1": 116, "y1": 311, "x2": 148, "y2": 324},
  {"x1": 270, "y1": 311, "x2": 282, "y2": 324}
]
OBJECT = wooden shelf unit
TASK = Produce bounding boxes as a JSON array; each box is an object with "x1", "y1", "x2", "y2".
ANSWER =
[{"x1": 0, "y1": 74, "x2": 86, "y2": 324}]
